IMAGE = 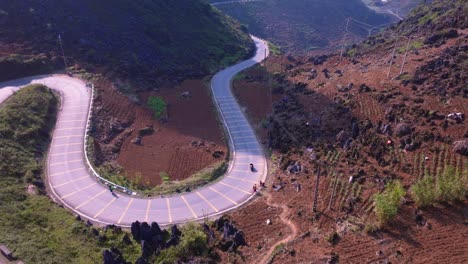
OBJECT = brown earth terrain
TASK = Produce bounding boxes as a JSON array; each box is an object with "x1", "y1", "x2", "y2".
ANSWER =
[
  {"x1": 220, "y1": 7, "x2": 468, "y2": 263},
  {"x1": 91, "y1": 78, "x2": 227, "y2": 186}
]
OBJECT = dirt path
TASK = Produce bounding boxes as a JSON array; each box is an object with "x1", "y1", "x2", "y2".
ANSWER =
[{"x1": 259, "y1": 191, "x2": 298, "y2": 264}]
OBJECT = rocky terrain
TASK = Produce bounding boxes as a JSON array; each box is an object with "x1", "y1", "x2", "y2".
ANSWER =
[{"x1": 219, "y1": 0, "x2": 467, "y2": 262}]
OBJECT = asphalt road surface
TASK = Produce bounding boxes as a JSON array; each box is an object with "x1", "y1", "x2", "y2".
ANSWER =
[{"x1": 0, "y1": 36, "x2": 269, "y2": 227}]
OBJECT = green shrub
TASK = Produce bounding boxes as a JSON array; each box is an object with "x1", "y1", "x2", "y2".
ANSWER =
[
  {"x1": 364, "y1": 223, "x2": 378, "y2": 235},
  {"x1": 411, "y1": 175, "x2": 436, "y2": 207},
  {"x1": 147, "y1": 96, "x2": 167, "y2": 119},
  {"x1": 267, "y1": 41, "x2": 282, "y2": 56},
  {"x1": 411, "y1": 166, "x2": 467, "y2": 208},
  {"x1": 436, "y1": 167, "x2": 467, "y2": 203},
  {"x1": 0, "y1": 54, "x2": 58, "y2": 82},
  {"x1": 374, "y1": 181, "x2": 406, "y2": 227},
  {"x1": 159, "y1": 172, "x2": 170, "y2": 183},
  {"x1": 156, "y1": 223, "x2": 208, "y2": 263},
  {"x1": 178, "y1": 222, "x2": 209, "y2": 258}
]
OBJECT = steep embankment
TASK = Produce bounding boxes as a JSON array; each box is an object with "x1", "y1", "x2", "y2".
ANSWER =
[
  {"x1": 0, "y1": 0, "x2": 254, "y2": 82},
  {"x1": 211, "y1": 0, "x2": 394, "y2": 54}
]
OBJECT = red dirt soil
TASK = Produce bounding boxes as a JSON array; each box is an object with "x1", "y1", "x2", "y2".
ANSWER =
[
  {"x1": 93, "y1": 78, "x2": 227, "y2": 186},
  {"x1": 217, "y1": 196, "x2": 292, "y2": 263},
  {"x1": 223, "y1": 29, "x2": 468, "y2": 263}
]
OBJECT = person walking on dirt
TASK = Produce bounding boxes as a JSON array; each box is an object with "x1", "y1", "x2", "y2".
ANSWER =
[{"x1": 260, "y1": 180, "x2": 266, "y2": 188}]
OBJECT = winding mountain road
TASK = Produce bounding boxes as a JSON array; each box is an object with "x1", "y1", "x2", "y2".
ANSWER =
[{"x1": 0, "y1": 36, "x2": 269, "y2": 227}]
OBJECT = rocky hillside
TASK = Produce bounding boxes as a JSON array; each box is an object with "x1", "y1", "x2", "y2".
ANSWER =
[
  {"x1": 212, "y1": 0, "x2": 394, "y2": 54},
  {"x1": 0, "y1": 0, "x2": 254, "y2": 82},
  {"x1": 221, "y1": 0, "x2": 467, "y2": 262}
]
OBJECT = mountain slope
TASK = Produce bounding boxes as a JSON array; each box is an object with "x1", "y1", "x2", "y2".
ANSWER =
[
  {"x1": 212, "y1": 0, "x2": 394, "y2": 54},
  {"x1": 0, "y1": 0, "x2": 254, "y2": 81},
  {"x1": 219, "y1": 0, "x2": 467, "y2": 263}
]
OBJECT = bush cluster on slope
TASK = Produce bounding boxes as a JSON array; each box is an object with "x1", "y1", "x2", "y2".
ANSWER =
[{"x1": 374, "y1": 181, "x2": 406, "y2": 227}]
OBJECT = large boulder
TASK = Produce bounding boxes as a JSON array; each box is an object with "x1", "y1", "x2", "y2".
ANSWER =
[
  {"x1": 395, "y1": 123, "x2": 412, "y2": 137},
  {"x1": 103, "y1": 247, "x2": 130, "y2": 264},
  {"x1": 131, "y1": 221, "x2": 142, "y2": 242}
]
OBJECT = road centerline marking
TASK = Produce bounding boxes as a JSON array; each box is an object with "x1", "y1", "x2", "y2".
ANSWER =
[
  {"x1": 52, "y1": 175, "x2": 88, "y2": 188},
  {"x1": 50, "y1": 159, "x2": 82, "y2": 166},
  {"x1": 235, "y1": 142, "x2": 258, "y2": 146},
  {"x1": 62, "y1": 182, "x2": 97, "y2": 199},
  {"x1": 196, "y1": 192, "x2": 218, "y2": 212},
  {"x1": 58, "y1": 119, "x2": 86, "y2": 123},
  {"x1": 60, "y1": 111, "x2": 87, "y2": 116},
  {"x1": 54, "y1": 135, "x2": 83, "y2": 139},
  {"x1": 230, "y1": 130, "x2": 251, "y2": 134},
  {"x1": 94, "y1": 198, "x2": 117, "y2": 218},
  {"x1": 75, "y1": 189, "x2": 107, "y2": 209},
  {"x1": 230, "y1": 125, "x2": 250, "y2": 130},
  {"x1": 117, "y1": 198, "x2": 134, "y2": 224},
  {"x1": 50, "y1": 150, "x2": 82, "y2": 156},
  {"x1": 233, "y1": 135, "x2": 256, "y2": 139},
  {"x1": 52, "y1": 142, "x2": 82, "y2": 148},
  {"x1": 219, "y1": 181, "x2": 250, "y2": 194},
  {"x1": 181, "y1": 196, "x2": 197, "y2": 218},
  {"x1": 49, "y1": 167, "x2": 84, "y2": 177},
  {"x1": 145, "y1": 200, "x2": 152, "y2": 222},
  {"x1": 209, "y1": 187, "x2": 238, "y2": 205},
  {"x1": 227, "y1": 175, "x2": 257, "y2": 184},
  {"x1": 166, "y1": 198, "x2": 173, "y2": 223},
  {"x1": 232, "y1": 169, "x2": 251, "y2": 173},
  {"x1": 55, "y1": 127, "x2": 83, "y2": 131}
]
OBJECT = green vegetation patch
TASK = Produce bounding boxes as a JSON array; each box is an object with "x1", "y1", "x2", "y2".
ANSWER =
[
  {"x1": 267, "y1": 41, "x2": 282, "y2": 56},
  {"x1": 411, "y1": 40, "x2": 424, "y2": 49},
  {"x1": 411, "y1": 167, "x2": 467, "y2": 208},
  {"x1": 0, "y1": 85, "x2": 141, "y2": 263},
  {"x1": 0, "y1": 54, "x2": 59, "y2": 82},
  {"x1": 97, "y1": 161, "x2": 228, "y2": 197},
  {"x1": 159, "y1": 171, "x2": 171, "y2": 183},
  {"x1": 0, "y1": 0, "x2": 255, "y2": 83},
  {"x1": 156, "y1": 223, "x2": 209, "y2": 263},
  {"x1": 147, "y1": 96, "x2": 167, "y2": 119},
  {"x1": 373, "y1": 181, "x2": 406, "y2": 227},
  {"x1": 411, "y1": 175, "x2": 436, "y2": 207}
]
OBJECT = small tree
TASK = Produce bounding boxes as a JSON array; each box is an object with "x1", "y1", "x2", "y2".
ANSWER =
[
  {"x1": 178, "y1": 222, "x2": 209, "y2": 258},
  {"x1": 156, "y1": 223, "x2": 208, "y2": 263},
  {"x1": 147, "y1": 96, "x2": 167, "y2": 119},
  {"x1": 159, "y1": 172, "x2": 170, "y2": 183},
  {"x1": 374, "y1": 181, "x2": 406, "y2": 227},
  {"x1": 436, "y1": 166, "x2": 467, "y2": 202},
  {"x1": 411, "y1": 175, "x2": 436, "y2": 207}
]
